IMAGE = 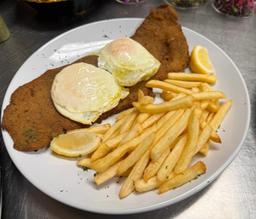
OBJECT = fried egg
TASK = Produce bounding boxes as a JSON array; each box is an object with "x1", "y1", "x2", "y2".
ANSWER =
[
  {"x1": 51, "y1": 62, "x2": 126, "y2": 124},
  {"x1": 98, "y1": 38, "x2": 161, "y2": 87}
]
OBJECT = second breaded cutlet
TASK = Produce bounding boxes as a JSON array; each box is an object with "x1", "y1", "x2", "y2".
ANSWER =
[{"x1": 2, "y1": 5, "x2": 189, "y2": 151}]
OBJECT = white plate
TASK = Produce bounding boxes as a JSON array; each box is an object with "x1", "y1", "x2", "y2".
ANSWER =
[{"x1": 1, "y1": 18, "x2": 250, "y2": 214}]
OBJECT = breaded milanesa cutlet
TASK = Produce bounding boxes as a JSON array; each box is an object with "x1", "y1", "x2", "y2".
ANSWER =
[
  {"x1": 132, "y1": 5, "x2": 189, "y2": 79},
  {"x1": 2, "y1": 5, "x2": 189, "y2": 151},
  {"x1": 2, "y1": 56, "x2": 153, "y2": 151}
]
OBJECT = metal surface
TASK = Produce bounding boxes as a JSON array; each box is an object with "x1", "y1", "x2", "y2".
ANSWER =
[
  {"x1": 0, "y1": 0, "x2": 255, "y2": 218},
  {"x1": 0, "y1": 167, "x2": 2, "y2": 218}
]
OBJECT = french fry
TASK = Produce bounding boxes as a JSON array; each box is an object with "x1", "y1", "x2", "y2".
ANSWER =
[
  {"x1": 143, "y1": 148, "x2": 170, "y2": 181},
  {"x1": 164, "y1": 79, "x2": 202, "y2": 89},
  {"x1": 119, "y1": 151, "x2": 150, "y2": 199},
  {"x1": 118, "y1": 113, "x2": 150, "y2": 145},
  {"x1": 192, "y1": 91, "x2": 225, "y2": 101},
  {"x1": 154, "y1": 110, "x2": 184, "y2": 144},
  {"x1": 167, "y1": 73, "x2": 217, "y2": 85},
  {"x1": 97, "y1": 134, "x2": 104, "y2": 139},
  {"x1": 194, "y1": 124, "x2": 213, "y2": 154},
  {"x1": 155, "y1": 111, "x2": 175, "y2": 129},
  {"x1": 199, "y1": 143, "x2": 209, "y2": 156},
  {"x1": 105, "y1": 132, "x2": 128, "y2": 148},
  {"x1": 214, "y1": 99, "x2": 219, "y2": 105},
  {"x1": 77, "y1": 158, "x2": 92, "y2": 168},
  {"x1": 200, "y1": 111, "x2": 209, "y2": 129},
  {"x1": 160, "y1": 91, "x2": 176, "y2": 101},
  {"x1": 135, "y1": 177, "x2": 160, "y2": 193},
  {"x1": 91, "y1": 143, "x2": 132, "y2": 173},
  {"x1": 68, "y1": 124, "x2": 111, "y2": 135},
  {"x1": 166, "y1": 172, "x2": 176, "y2": 181},
  {"x1": 70, "y1": 63, "x2": 233, "y2": 199},
  {"x1": 91, "y1": 143, "x2": 111, "y2": 161},
  {"x1": 141, "y1": 113, "x2": 165, "y2": 129},
  {"x1": 133, "y1": 96, "x2": 194, "y2": 114},
  {"x1": 136, "y1": 112, "x2": 150, "y2": 124},
  {"x1": 120, "y1": 167, "x2": 132, "y2": 177},
  {"x1": 117, "y1": 134, "x2": 155, "y2": 176},
  {"x1": 126, "y1": 123, "x2": 157, "y2": 147},
  {"x1": 174, "y1": 108, "x2": 201, "y2": 174},
  {"x1": 102, "y1": 117, "x2": 126, "y2": 141},
  {"x1": 138, "y1": 89, "x2": 154, "y2": 105},
  {"x1": 210, "y1": 132, "x2": 222, "y2": 143},
  {"x1": 206, "y1": 113, "x2": 214, "y2": 123},
  {"x1": 151, "y1": 109, "x2": 191, "y2": 161},
  {"x1": 207, "y1": 102, "x2": 219, "y2": 113},
  {"x1": 159, "y1": 161, "x2": 207, "y2": 193},
  {"x1": 119, "y1": 111, "x2": 138, "y2": 134},
  {"x1": 200, "y1": 101, "x2": 209, "y2": 110},
  {"x1": 200, "y1": 82, "x2": 213, "y2": 91},
  {"x1": 89, "y1": 124, "x2": 111, "y2": 134},
  {"x1": 116, "y1": 108, "x2": 134, "y2": 121},
  {"x1": 160, "y1": 90, "x2": 187, "y2": 103},
  {"x1": 191, "y1": 87, "x2": 200, "y2": 93},
  {"x1": 137, "y1": 89, "x2": 145, "y2": 102},
  {"x1": 140, "y1": 96, "x2": 154, "y2": 105},
  {"x1": 91, "y1": 125, "x2": 157, "y2": 172},
  {"x1": 120, "y1": 179, "x2": 134, "y2": 199},
  {"x1": 94, "y1": 161, "x2": 121, "y2": 185},
  {"x1": 210, "y1": 100, "x2": 232, "y2": 131},
  {"x1": 171, "y1": 93, "x2": 187, "y2": 100},
  {"x1": 157, "y1": 134, "x2": 187, "y2": 182},
  {"x1": 146, "y1": 80, "x2": 192, "y2": 95},
  {"x1": 201, "y1": 121, "x2": 207, "y2": 130},
  {"x1": 119, "y1": 127, "x2": 141, "y2": 145}
]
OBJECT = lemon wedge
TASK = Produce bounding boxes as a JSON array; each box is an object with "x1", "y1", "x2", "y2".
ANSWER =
[
  {"x1": 189, "y1": 45, "x2": 214, "y2": 74},
  {"x1": 50, "y1": 131, "x2": 100, "y2": 158}
]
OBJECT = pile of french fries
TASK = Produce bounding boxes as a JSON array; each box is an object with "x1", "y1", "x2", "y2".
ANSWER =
[{"x1": 77, "y1": 72, "x2": 232, "y2": 199}]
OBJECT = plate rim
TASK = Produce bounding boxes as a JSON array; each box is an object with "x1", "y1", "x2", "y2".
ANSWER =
[{"x1": 1, "y1": 18, "x2": 251, "y2": 215}]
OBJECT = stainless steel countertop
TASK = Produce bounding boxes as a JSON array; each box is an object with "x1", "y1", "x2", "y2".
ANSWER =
[{"x1": 0, "y1": 0, "x2": 255, "y2": 218}]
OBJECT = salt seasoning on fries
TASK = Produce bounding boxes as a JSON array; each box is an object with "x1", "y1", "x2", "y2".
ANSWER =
[
  {"x1": 135, "y1": 177, "x2": 160, "y2": 193},
  {"x1": 159, "y1": 161, "x2": 206, "y2": 194},
  {"x1": 117, "y1": 134, "x2": 155, "y2": 176},
  {"x1": 143, "y1": 148, "x2": 170, "y2": 181},
  {"x1": 151, "y1": 109, "x2": 191, "y2": 161},
  {"x1": 119, "y1": 151, "x2": 150, "y2": 199},
  {"x1": 174, "y1": 108, "x2": 201, "y2": 173},
  {"x1": 78, "y1": 158, "x2": 92, "y2": 169},
  {"x1": 210, "y1": 100, "x2": 232, "y2": 131},
  {"x1": 157, "y1": 134, "x2": 187, "y2": 182},
  {"x1": 71, "y1": 49, "x2": 232, "y2": 199},
  {"x1": 94, "y1": 161, "x2": 122, "y2": 185}
]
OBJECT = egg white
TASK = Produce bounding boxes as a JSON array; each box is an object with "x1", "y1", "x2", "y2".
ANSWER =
[
  {"x1": 51, "y1": 62, "x2": 127, "y2": 124},
  {"x1": 98, "y1": 38, "x2": 161, "y2": 87}
]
